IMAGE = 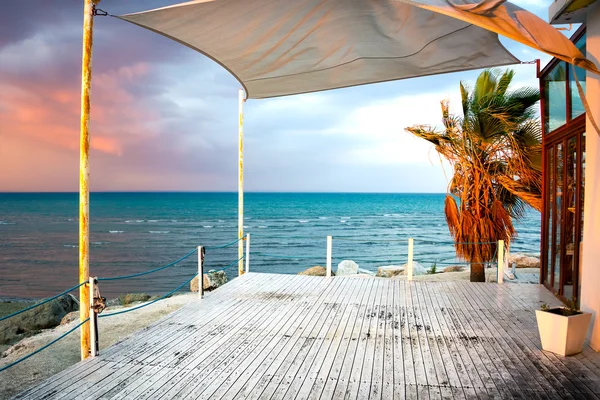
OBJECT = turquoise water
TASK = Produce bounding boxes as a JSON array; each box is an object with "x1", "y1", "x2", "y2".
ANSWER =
[{"x1": 0, "y1": 192, "x2": 541, "y2": 298}]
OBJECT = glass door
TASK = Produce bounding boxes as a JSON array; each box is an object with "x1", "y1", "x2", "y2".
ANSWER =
[{"x1": 543, "y1": 129, "x2": 585, "y2": 301}]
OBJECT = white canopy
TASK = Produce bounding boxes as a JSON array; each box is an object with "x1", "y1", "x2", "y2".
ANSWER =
[{"x1": 119, "y1": 0, "x2": 597, "y2": 99}]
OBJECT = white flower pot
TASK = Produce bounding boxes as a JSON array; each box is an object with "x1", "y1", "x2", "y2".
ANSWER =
[{"x1": 535, "y1": 309, "x2": 592, "y2": 356}]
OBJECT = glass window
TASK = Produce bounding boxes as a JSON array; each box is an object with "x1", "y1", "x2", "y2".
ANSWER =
[
  {"x1": 570, "y1": 34, "x2": 587, "y2": 119},
  {"x1": 544, "y1": 62, "x2": 567, "y2": 132},
  {"x1": 554, "y1": 142, "x2": 563, "y2": 292},
  {"x1": 546, "y1": 146, "x2": 554, "y2": 287},
  {"x1": 563, "y1": 137, "x2": 577, "y2": 299}
]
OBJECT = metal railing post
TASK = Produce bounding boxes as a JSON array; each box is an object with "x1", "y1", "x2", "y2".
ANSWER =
[
  {"x1": 198, "y1": 246, "x2": 205, "y2": 299},
  {"x1": 407, "y1": 238, "x2": 414, "y2": 281},
  {"x1": 245, "y1": 234, "x2": 250, "y2": 273},
  {"x1": 89, "y1": 277, "x2": 99, "y2": 357},
  {"x1": 326, "y1": 236, "x2": 332, "y2": 277},
  {"x1": 497, "y1": 240, "x2": 504, "y2": 284},
  {"x1": 238, "y1": 89, "x2": 245, "y2": 277},
  {"x1": 79, "y1": 0, "x2": 97, "y2": 361}
]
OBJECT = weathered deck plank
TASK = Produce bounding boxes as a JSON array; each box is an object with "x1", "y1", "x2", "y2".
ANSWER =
[{"x1": 12, "y1": 273, "x2": 600, "y2": 400}]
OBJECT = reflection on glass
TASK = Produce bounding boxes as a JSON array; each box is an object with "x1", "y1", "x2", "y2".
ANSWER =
[
  {"x1": 554, "y1": 143, "x2": 563, "y2": 292},
  {"x1": 563, "y1": 137, "x2": 577, "y2": 299},
  {"x1": 571, "y1": 34, "x2": 587, "y2": 120},
  {"x1": 545, "y1": 62, "x2": 567, "y2": 132},
  {"x1": 580, "y1": 133, "x2": 586, "y2": 298},
  {"x1": 546, "y1": 147, "x2": 554, "y2": 287}
]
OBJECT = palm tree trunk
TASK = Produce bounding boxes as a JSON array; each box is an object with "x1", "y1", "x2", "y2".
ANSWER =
[{"x1": 470, "y1": 262, "x2": 486, "y2": 282}]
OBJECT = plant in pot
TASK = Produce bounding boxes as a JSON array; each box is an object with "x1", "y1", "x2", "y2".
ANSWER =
[{"x1": 535, "y1": 298, "x2": 592, "y2": 356}]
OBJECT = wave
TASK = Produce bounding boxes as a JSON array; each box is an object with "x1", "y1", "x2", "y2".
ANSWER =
[
  {"x1": 109, "y1": 230, "x2": 124, "y2": 234},
  {"x1": 258, "y1": 226, "x2": 268, "y2": 229},
  {"x1": 63, "y1": 244, "x2": 78, "y2": 248},
  {"x1": 92, "y1": 242, "x2": 110, "y2": 245},
  {"x1": 203, "y1": 226, "x2": 213, "y2": 229},
  {"x1": 149, "y1": 231, "x2": 170, "y2": 234},
  {"x1": 0, "y1": 221, "x2": 15, "y2": 225},
  {"x1": 298, "y1": 220, "x2": 309, "y2": 223}
]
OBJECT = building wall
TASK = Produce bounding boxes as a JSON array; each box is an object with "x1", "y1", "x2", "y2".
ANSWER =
[{"x1": 583, "y1": 6, "x2": 600, "y2": 351}]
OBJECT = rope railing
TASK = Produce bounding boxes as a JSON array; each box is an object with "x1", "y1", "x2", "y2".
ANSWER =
[
  {"x1": 0, "y1": 281, "x2": 87, "y2": 322},
  {"x1": 413, "y1": 239, "x2": 499, "y2": 245},
  {"x1": 206, "y1": 255, "x2": 244, "y2": 273},
  {"x1": 0, "y1": 318, "x2": 89, "y2": 373},
  {"x1": 0, "y1": 238, "x2": 246, "y2": 372},
  {"x1": 99, "y1": 273, "x2": 199, "y2": 318},
  {"x1": 98, "y1": 248, "x2": 197, "y2": 281},
  {"x1": 204, "y1": 237, "x2": 244, "y2": 250},
  {"x1": 333, "y1": 237, "x2": 408, "y2": 242},
  {"x1": 255, "y1": 252, "x2": 317, "y2": 260},
  {"x1": 247, "y1": 233, "x2": 317, "y2": 240}
]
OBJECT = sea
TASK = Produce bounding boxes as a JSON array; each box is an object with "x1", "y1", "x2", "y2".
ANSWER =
[{"x1": 0, "y1": 192, "x2": 541, "y2": 299}]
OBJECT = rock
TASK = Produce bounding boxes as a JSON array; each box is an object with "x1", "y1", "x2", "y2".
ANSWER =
[
  {"x1": 119, "y1": 293, "x2": 151, "y2": 305},
  {"x1": 190, "y1": 270, "x2": 229, "y2": 292},
  {"x1": 0, "y1": 294, "x2": 78, "y2": 346},
  {"x1": 336, "y1": 260, "x2": 359, "y2": 276},
  {"x1": 60, "y1": 311, "x2": 79, "y2": 325},
  {"x1": 443, "y1": 266, "x2": 465, "y2": 273},
  {"x1": 507, "y1": 253, "x2": 540, "y2": 268},
  {"x1": 357, "y1": 268, "x2": 375, "y2": 276},
  {"x1": 403, "y1": 261, "x2": 428, "y2": 276},
  {"x1": 376, "y1": 265, "x2": 405, "y2": 278},
  {"x1": 298, "y1": 266, "x2": 334, "y2": 276}
]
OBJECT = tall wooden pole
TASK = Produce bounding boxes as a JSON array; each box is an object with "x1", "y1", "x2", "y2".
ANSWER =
[
  {"x1": 79, "y1": 0, "x2": 96, "y2": 360},
  {"x1": 238, "y1": 89, "x2": 245, "y2": 276}
]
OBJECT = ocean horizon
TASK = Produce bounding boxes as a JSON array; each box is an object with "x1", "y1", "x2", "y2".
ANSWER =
[{"x1": 0, "y1": 192, "x2": 541, "y2": 299}]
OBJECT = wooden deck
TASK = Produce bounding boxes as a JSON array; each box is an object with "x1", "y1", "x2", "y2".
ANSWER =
[{"x1": 14, "y1": 273, "x2": 600, "y2": 399}]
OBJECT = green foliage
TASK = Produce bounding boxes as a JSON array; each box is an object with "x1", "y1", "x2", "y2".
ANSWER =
[
  {"x1": 427, "y1": 263, "x2": 437, "y2": 275},
  {"x1": 540, "y1": 298, "x2": 580, "y2": 316},
  {"x1": 563, "y1": 297, "x2": 579, "y2": 316}
]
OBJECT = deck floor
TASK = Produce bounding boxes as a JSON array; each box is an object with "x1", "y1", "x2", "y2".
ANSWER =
[{"x1": 14, "y1": 273, "x2": 600, "y2": 399}]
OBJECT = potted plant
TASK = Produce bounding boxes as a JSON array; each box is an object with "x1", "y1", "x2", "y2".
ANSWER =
[{"x1": 535, "y1": 298, "x2": 592, "y2": 356}]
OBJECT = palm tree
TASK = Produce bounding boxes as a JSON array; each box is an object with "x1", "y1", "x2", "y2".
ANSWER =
[{"x1": 406, "y1": 69, "x2": 541, "y2": 282}]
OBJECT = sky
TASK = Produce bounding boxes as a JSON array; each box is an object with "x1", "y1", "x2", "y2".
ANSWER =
[{"x1": 0, "y1": 0, "x2": 563, "y2": 193}]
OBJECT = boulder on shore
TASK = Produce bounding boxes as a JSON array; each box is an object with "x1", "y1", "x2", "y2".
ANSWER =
[
  {"x1": 336, "y1": 260, "x2": 359, "y2": 276},
  {"x1": 376, "y1": 265, "x2": 405, "y2": 278},
  {"x1": 190, "y1": 270, "x2": 229, "y2": 292},
  {"x1": 402, "y1": 261, "x2": 428, "y2": 276},
  {"x1": 443, "y1": 266, "x2": 465, "y2": 273},
  {"x1": 298, "y1": 266, "x2": 334, "y2": 276},
  {"x1": 0, "y1": 294, "x2": 79, "y2": 346},
  {"x1": 507, "y1": 253, "x2": 540, "y2": 268},
  {"x1": 119, "y1": 293, "x2": 151, "y2": 305}
]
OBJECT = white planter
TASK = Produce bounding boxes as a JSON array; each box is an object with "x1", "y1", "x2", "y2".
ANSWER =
[{"x1": 535, "y1": 309, "x2": 592, "y2": 356}]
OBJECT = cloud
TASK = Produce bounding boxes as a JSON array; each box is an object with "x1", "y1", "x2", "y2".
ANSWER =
[{"x1": 0, "y1": 0, "x2": 549, "y2": 192}]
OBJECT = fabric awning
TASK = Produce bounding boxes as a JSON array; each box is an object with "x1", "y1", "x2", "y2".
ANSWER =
[{"x1": 119, "y1": 0, "x2": 598, "y2": 99}]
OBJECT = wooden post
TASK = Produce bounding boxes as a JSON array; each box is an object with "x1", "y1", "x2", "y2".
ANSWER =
[
  {"x1": 79, "y1": 0, "x2": 97, "y2": 360},
  {"x1": 326, "y1": 236, "x2": 332, "y2": 278},
  {"x1": 198, "y1": 246, "x2": 204, "y2": 299},
  {"x1": 89, "y1": 277, "x2": 98, "y2": 357},
  {"x1": 238, "y1": 89, "x2": 245, "y2": 277},
  {"x1": 498, "y1": 240, "x2": 504, "y2": 284},
  {"x1": 245, "y1": 234, "x2": 250, "y2": 273},
  {"x1": 407, "y1": 238, "x2": 414, "y2": 281}
]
